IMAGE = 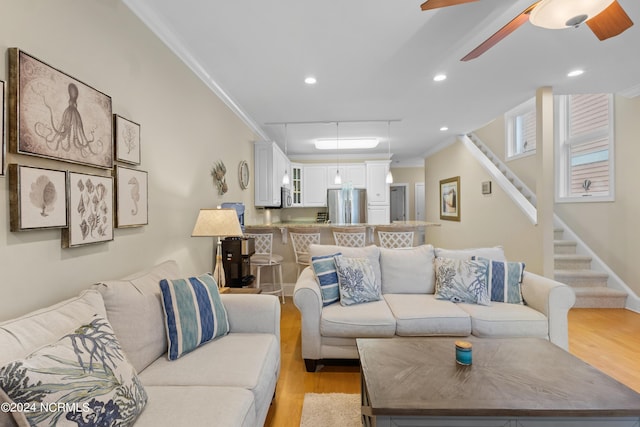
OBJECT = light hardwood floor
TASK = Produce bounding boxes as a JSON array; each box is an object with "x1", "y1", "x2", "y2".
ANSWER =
[{"x1": 264, "y1": 299, "x2": 640, "y2": 427}]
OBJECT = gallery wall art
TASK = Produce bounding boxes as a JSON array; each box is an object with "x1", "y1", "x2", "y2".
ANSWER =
[
  {"x1": 115, "y1": 165, "x2": 148, "y2": 228},
  {"x1": 62, "y1": 172, "x2": 114, "y2": 248},
  {"x1": 8, "y1": 48, "x2": 113, "y2": 169},
  {"x1": 8, "y1": 164, "x2": 68, "y2": 231},
  {"x1": 113, "y1": 114, "x2": 141, "y2": 165},
  {"x1": 440, "y1": 176, "x2": 461, "y2": 222},
  {"x1": 1, "y1": 80, "x2": 5, "y2": 176}
]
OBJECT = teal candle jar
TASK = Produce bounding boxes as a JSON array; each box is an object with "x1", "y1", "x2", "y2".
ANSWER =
[{"x1": 455, "y1": 340, "x2": 472, "y2": 365}]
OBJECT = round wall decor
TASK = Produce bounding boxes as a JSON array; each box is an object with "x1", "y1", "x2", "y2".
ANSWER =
[{"x1": 238, "y1": 160, "x2": 250, "y2": 190}]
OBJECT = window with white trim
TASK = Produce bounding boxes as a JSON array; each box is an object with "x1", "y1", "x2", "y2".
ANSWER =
[
  {"x1": 556, "y1": 93, "x2": 614, "y2": 202},
  {"x1": 505, "y1": 98, "x2": 536, "y2": 160}
]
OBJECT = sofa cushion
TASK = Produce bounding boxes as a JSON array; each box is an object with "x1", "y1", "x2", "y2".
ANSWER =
[
  {"x1": 383, "y1": 294, "x2": 471, "y2": 336},
  {"x1": 93, "y1": 260, "x2": 181, "y2": 373},
  {"x1": 310, "y1": 252, "x2": 341, "y2": 306},
  {"x1": 320, "y1": 300, "x2": 396, "y2": 338},
  {"x1": 136, "y1": 386, "x2": 256, "y2": 427},
  {"x1": 159, "y1": 274, "x2": 229, "y2": 360},
  {"x1": 0, "y1": 290, "x2": 106, "y2": 366},
  {"x1": 457, "y1": 302, "x2": 548, "y2": 339},
  {"x1": 0, "y1": 315, "x2": 147, "y2": 427},
  {"x1": 309, "y1": 244, "x2": 381, "y2": 291},
  {"x1": 475, "y1": 257, "x2": 526, "y2": 304},
  {"x1": 380, "y1": 245, "x2": 435, "y2": 294},
  {"x1": 434, "y1": 257, "x2": 490, "y2": 306},
  {"x1": 435, "y1": 246, "x2": 506, "y2": 262},
  {"x1": 138, "y1": 333, "x2": 279, "y2": 423},
  {"x1": 335, "y1": 256, "x2": 380, "y2": 306}
]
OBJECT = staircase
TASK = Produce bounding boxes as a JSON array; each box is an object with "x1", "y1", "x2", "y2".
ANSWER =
[{"x1": 465, "y1": 133, "x2": 628, "y2": 308}]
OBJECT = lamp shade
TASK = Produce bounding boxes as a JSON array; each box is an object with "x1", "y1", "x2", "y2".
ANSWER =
[{"x1": 192, "y1": 208, "x2": 243, "y2": 237}]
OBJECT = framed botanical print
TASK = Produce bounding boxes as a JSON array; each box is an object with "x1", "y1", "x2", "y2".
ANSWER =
[
  {"x1": 440, "y1": 176, "x2": 460, "y2": 222},
  {"x1": 1, "y1": 80, "x2": 5, "y2": 176},
  {"x1": 113, "y1": 114, "x2": 141, "y2": 165},
  {"x1": 8, "y1": 48, "x2": 113, "y2": 169},
  {"x1": 62, "y1": 172, "x2": 114, "y2": 248},
  {"x1": 8, "y1": 164, "x2": 68, "y2": 231},
  {"x1": 115, "y1": 165, "x2": 148, "y2": 228}
]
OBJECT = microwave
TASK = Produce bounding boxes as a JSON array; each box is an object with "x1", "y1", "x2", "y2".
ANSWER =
[{"x1": 280, "y1": 187, "x2": 293, "y2": 208}]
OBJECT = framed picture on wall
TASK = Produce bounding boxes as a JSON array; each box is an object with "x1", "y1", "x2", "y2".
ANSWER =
[
  {"x1": 7, "y1": 48, "x2": 113, "y2": 169},
  {"x1": 8, "y1": 164, "x2": 68, "y2": 231},
  {"x1": 1, "y1": 80, "x2": 5, "y2": 176},
  {"x1": 113, "y1": 114, "x2": 141, "y2": 165},
  {"x1": 62, "y1": 172, "x2": 114, "y2": 248},
  {"x1": 114, "y1": 165, "x2": 148, "y2": 228},
  {"x1": 440, "y1": 176, "x2": 460, "y2": 221}
]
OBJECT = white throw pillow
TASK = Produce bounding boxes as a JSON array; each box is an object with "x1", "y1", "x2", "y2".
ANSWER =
[{"x1": 380, "y1": 245, "x2": 436, "y2": 294}]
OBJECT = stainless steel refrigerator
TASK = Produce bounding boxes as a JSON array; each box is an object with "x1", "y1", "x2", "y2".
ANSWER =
[{"x1": 327, "y1": 188, "x2": 367, "y2": 224}]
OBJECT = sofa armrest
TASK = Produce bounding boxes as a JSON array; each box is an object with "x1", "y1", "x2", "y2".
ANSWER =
[
  {"x1": 293, "y1": 267, "x2": 323, "y2": 361},
  {"x1": 220, "y1": 294, "x2": 281, "y2": 341},
  {"x1": 521, "y1": 271, "x2": 576, "y2": 350}
]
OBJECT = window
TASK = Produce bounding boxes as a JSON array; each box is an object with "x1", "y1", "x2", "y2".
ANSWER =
[
  {"x1": 556, "y1": 93, "x2": 614, "y2": 202},
  {"x1": 505, "y1": 98, "x2": 536, "y2": 160}
]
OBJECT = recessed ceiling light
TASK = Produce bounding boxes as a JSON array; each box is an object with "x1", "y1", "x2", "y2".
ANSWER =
[
  {"x1": 433, "y1": 74, "x2": 447, "y2": 82},
  {"x1": 567, "y1": 69, "x2": 584, "y2": 77},
  {"x1": 304, "y1": 76, "x2": 317, "y2": 85},
  {"x1": 315, "y1": 138, "x2": 379, "y2": 150},
  {"x1": 440, "y1": 126, "x2": 449, "y2": 131}
]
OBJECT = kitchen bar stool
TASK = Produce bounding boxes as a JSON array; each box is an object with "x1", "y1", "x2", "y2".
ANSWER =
[
  {"x1": 376, "y1": 226, "x2": 415, "y2": 249},
  {"x1": 289, "y1": 227, "x2": 321, "y2": 277},
  {"x1": 244, "y1": 230, "x2": 285, "y2": 303},
  {"x1": 331, "y1": 226, "x2": 367, "y2": 247}
]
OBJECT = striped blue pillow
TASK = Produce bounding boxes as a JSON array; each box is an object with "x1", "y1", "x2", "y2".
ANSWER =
[
  {"x1": 311, "y1": 252, "x2": 342, "y2": 306},
  {"x1": 159, "y1": 274, "x2": 229, "y2": 360},
  {"x1": 475, "y1": 257, "x2": 526, "y2": 304}
]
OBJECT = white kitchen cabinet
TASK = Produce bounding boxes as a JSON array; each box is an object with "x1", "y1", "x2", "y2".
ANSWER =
[
  {"x1": 254, "y1": 141, "x2": 289, "y2": 207},
  {"x1": 303, "y1": 165, "x2": 328, "y2": 207},
  {"x1": 291, "y1": 163, "x2": 303, "y2": 207},
  {"x1": 366, "y1": 161, "x2": 391, "y2": 204},
  {"x1": 367, "y1": 205, "x2": 390, "y2": 225},
  {"x1": 326, "y1": 163, "x2": 366, "y2": 189}
]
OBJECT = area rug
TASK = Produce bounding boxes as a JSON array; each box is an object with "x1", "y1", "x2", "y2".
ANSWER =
[{"x1": 300, "y1": 393, "x2": 361, "y2": 427}]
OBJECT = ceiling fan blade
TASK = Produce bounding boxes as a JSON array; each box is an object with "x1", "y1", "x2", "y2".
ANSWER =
[
  {"x1": 420, "y1": 0, "x2": 479, "y2": 12},
  {"x1": 586, "y1": 0, "x2": 633, "y2": 41},
  {"x1": 461, "y1": 3, "x2": 539, "y2": 61}
]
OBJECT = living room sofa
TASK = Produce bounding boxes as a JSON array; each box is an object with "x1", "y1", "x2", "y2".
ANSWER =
[
  {"x1": 0, "y1": 260, "x2": 280, "y2": 427},
  {"x1": 294, "y1": 244, "x2": 575, "y2": 372}
]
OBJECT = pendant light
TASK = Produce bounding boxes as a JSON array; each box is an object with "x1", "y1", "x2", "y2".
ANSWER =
[
  {"x1": 282, "y1": 123, "x2": 290, "y2": 186},
  {"x1": 385, "y1": 121, "x2": 394, "y2": 184},
  {"x1": 334, "y1": 122, "x2": 342, "y2": 185}
]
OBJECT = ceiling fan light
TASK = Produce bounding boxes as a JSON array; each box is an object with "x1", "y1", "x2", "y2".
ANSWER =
[{"x1": 529, "y1": 0, "x2": 615, "y2": 29}]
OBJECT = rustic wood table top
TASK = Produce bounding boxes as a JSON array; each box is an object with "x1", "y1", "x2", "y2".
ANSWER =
[{"x1": 357, "y1": 337, "x2": 640, "y2": 418}]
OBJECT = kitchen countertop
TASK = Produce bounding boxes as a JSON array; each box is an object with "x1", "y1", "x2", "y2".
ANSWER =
[{"x1": 245, "y1": 221, "x2": 440, "y2": 229}]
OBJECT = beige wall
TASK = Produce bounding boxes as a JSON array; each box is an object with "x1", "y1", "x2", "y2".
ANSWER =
[
  {"x1": 390, "y1": 166, "x2": 424, "y2": 221},
  {"x1": 424, "y1": 141, "x2": 542, "y2": 274},
  {"x1": 0, "y1": 0, "x2": 258, "y2": 320}
]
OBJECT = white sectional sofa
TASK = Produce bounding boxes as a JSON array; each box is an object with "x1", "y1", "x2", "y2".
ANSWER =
[
  {"x1": 294, "y1": 244, "x2": 575, "y2": 372},
  {"x1": 0, "y1": 260, "x2": 280, "y2": 427}
]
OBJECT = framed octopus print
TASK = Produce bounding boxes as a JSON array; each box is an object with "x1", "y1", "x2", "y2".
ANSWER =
[
  {"x1": 7, "y1": 48, "x2": 113, "y2": 169},
  {"x1": 114, "y1": 165, "x2": 148, "y2": 228},
  {"x1": 62, "y1": 171, "x2": 114, "y2": 248},
  {"x1": 113, "y1": 114, "x2": 141, "y2": 165},
  {"x1": 8, "y1": 164, "x2": 68, "y2": 232}
]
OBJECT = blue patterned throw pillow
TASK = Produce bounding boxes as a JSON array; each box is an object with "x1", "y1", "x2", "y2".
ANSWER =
[
  {"x1": 159, "y1": 273, "x2": 229, "y2": 360},
  {"x1": 311, "y1": 252, "x2": 342, "y2": 306},
  {"x1": 474, "y1": 257, "x2": 525, "y2": 304},
  {"x1": 0, "y1": 316, "x2": 147, "y2": 427},
  {"x1": 434, "y1": 257, "x2": 490, "y2": 306},
  {"x1": 334, "y1": 255, "x2": 380, "y2": 306}
]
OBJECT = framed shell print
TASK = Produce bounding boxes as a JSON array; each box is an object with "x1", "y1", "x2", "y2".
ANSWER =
[
  {"x1": 440, "y1": 176, "x2": 460, "y2": 222},
  {"x1": 115, "y1": 165, "x2": 148, "y2": 228},
  {"x1": 9, "y1": 164, "x2": 68, "y2": 231},
  {"x1": 113, "y1": 114, "x2": 141, "y2": 165},
  {"x1": 62, "y1": 172, "x2": 114, "y2": 247},
  {"x1": 8, "y1": 48, "x2": 113, "y2": 169}
]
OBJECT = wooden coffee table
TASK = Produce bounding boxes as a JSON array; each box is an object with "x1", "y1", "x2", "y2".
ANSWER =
[{"x1": 357, "y1": 337, "x2": 640, "y2": 426}]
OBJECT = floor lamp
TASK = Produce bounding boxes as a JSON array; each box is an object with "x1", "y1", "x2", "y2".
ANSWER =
[{"x1": 192, "y1": 208, "x2": 243, "y2": 288}]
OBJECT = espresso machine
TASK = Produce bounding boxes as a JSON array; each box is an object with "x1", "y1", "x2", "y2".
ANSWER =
[{"x1": 222, "y1": 237, "x2": 255, "y2": 287}]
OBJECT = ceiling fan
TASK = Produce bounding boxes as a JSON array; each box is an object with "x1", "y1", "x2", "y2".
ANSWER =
[{"x1": 420, "y1": 0, "x2": 634, "y2": 61}]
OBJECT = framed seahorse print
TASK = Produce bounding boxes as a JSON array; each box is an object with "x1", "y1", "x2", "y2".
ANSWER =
[
  {"x1": 7, "y1": 48, "x2": 113, "y2": 169},
  {"x1": 114, "y1": 165, "x2": 148, "y2": 228}
]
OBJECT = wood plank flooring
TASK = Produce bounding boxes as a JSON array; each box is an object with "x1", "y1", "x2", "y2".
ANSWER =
[{"x1": 264, "y1": 300, "x2": 640, "y2": 427}]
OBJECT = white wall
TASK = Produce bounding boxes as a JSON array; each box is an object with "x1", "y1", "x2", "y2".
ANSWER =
[{"x1": 0, "y1": 0, "x2": 258, "y2": 320}]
